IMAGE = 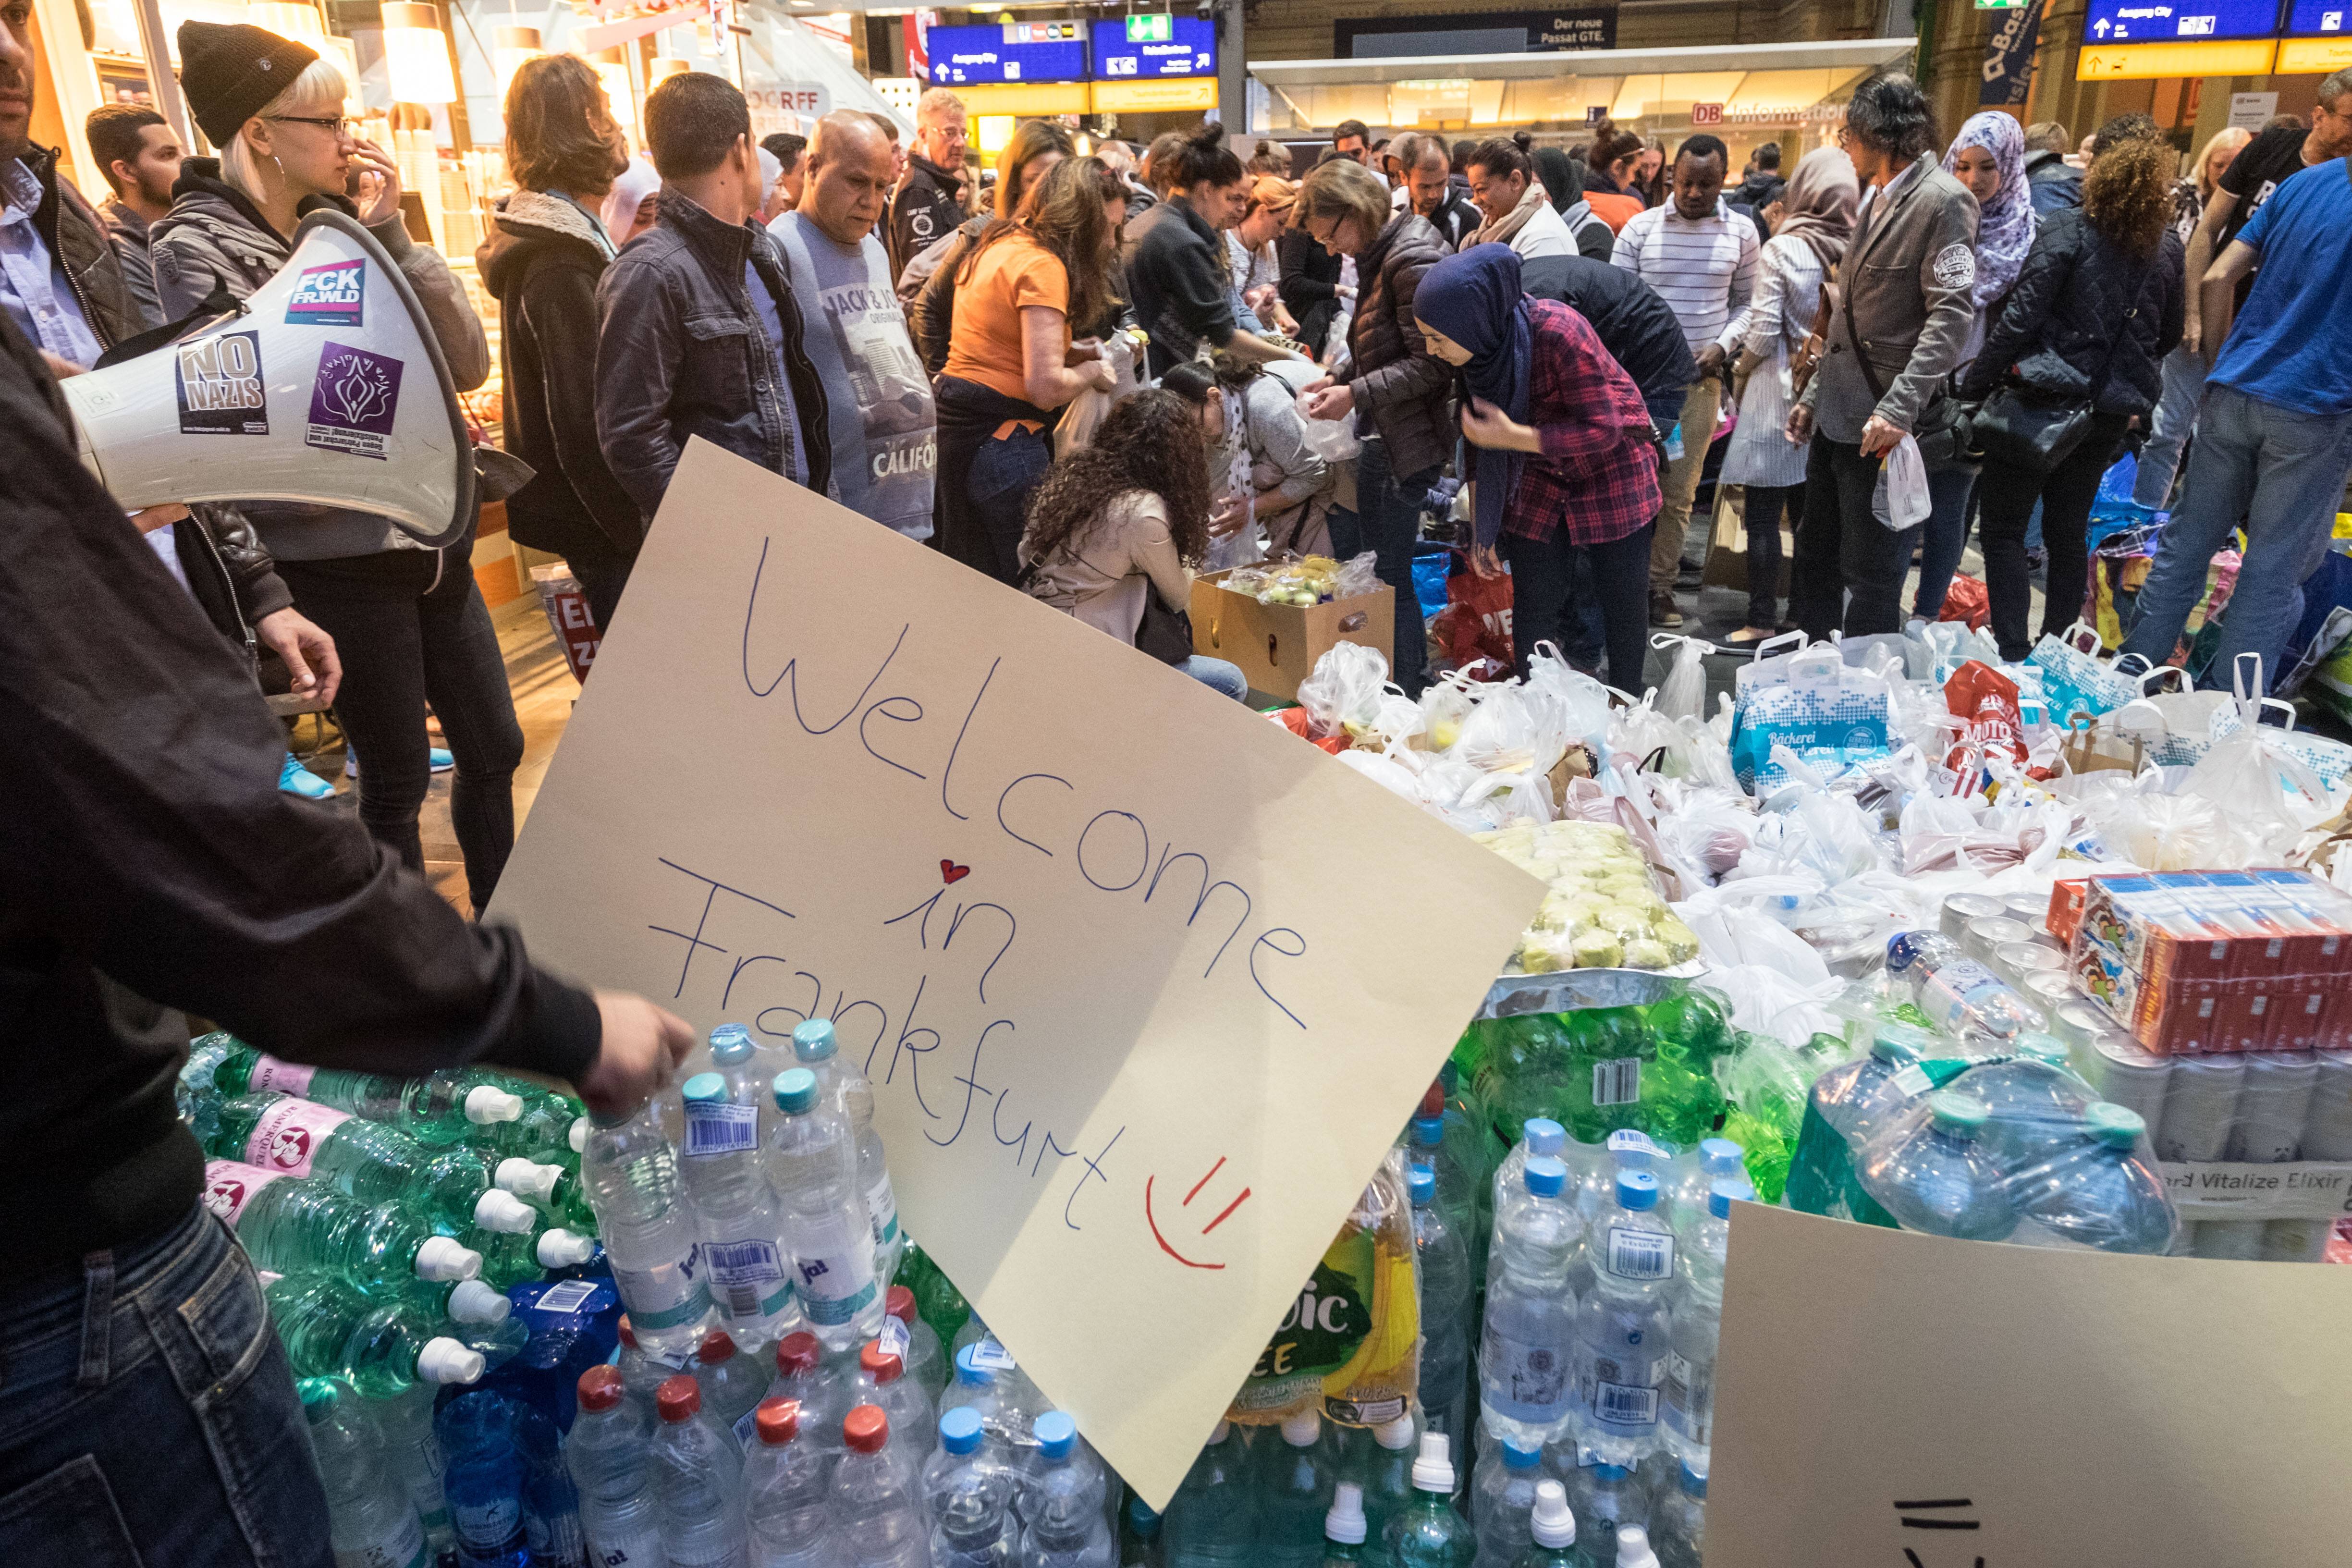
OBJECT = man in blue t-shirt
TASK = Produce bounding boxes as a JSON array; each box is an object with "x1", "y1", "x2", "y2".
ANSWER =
[{"x1": 2120, "y1": 141, "x2": 2352, "y2": 689}]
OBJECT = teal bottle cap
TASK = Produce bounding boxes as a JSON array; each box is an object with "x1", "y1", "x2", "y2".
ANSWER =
[{"x1": 772, "y1": 1068, "x2": 820, "y2": 1114}]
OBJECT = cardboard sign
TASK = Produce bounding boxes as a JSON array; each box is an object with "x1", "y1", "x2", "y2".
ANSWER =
[
  {"x1": 489, "y1": 441, "x2": 1540, "y2": 1508},
  {"x1": 1706, "y1": 1204, "x2": 2352, "y2": 1566}
]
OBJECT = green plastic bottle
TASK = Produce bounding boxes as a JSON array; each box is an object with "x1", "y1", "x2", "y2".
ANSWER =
[
  {"x1": 1322, "y1": 1480, "x2": 1368, "y2": 1565},
  {"x1": 211, "y1": 1047, "x2": 529, "y2": 1146},
  {"x1": 472, "y1": 1222, "x2": 600, "y2": 1290},
  {"x1": 202, "y1": 1157, "x2": 481, "y2": 1288},
  {"x1": 1384, "y1": 1433, "x2": 1472, "y2": 1568},
  {"x1": 204, "y1": 1091, "x2": 494, "y2": 1235},
  {"x1": 1513, "y1": 1479, "x2": 1578, "y2": 1567},
  {"x1": 265, "y1": 1273, "x2": 486, "y2": 1397}
]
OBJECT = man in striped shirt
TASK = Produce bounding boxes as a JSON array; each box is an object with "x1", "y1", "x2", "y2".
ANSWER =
[{"x1": 1612, "y1": 134, "x2": 1758, "y2": 628}]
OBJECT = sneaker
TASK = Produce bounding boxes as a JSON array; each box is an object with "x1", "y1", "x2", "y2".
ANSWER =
[
  {"x1": 1649, "y1": 590, "x2": 1684, "y2": 628},
  {"x1": 278, "y1": 752, "x2": 335, "y2": 800},
  {"x1": 344, "y1": 746, "x2": 455, "y2": 779}
]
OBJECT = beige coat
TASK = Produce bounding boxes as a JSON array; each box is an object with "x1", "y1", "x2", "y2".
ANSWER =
[{"x1": 1019, "y1": 490, "x2": 1190, "y2": 646}]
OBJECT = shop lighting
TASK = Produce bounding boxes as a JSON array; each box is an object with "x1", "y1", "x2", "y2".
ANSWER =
[
  {"x1": 381, "y1": 1, "x2": 458, "y2": 104},
  {"x1": 246, "y1": 1, "x2": 327, "y2": 49},
  {"x1": 493, "y1": 24, "x2": 544, "y2": 95}
]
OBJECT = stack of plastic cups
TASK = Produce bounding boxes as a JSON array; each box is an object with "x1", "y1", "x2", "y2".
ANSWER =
[
  {"x1": 1940, "y1": 894, "x2": 2006, "y2": 942},
  {"x1": 2156, "y1": 1054, "x2": 2250, "y2": 1259},
  {"x1": 2230, "y1": 1053, "x2": 2323, "y2": 1263}
]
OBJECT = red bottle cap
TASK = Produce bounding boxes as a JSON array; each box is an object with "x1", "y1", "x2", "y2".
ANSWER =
[
  {"x1": 656, "y1": 1374, "x2": 701, "y2": 1423},
  {"x1": 698, "y1": 1329, "x2": 736, "y2": 1365},
  {"x1": 859, "y1": 1342, "x2": 904, "y2": 1384},
  {"x1": 774, "y1": 1331, "x2": 821, "y2": 1378},
  {"x1": 754, "y1": 1397, "x2": 801, "y2": 1446},
  {"x1": 576, "y1": 1365, "x2": 624, "y2": 1412},
  {"x1": 886, "y1": 1285, "x2": 917, "y2": 1324},
  {"x1": 1421, "y1": 1082, "x2": 1446, "y2": 1118},
  {"x1": 843, "y1": 1404, "x2": 890, "y2": 1453},
  {"x1": 616, "y1": 1315, "x2": 637, "y2": 1348}
]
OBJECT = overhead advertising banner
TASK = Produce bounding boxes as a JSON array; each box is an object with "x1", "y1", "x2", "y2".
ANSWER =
[
  {"x1": 1980, "y1": 0, "x2": 2046, "y2": 105},
  {"x1": 1335, "y1": 6, "x2": 1619, "y2": 57}
]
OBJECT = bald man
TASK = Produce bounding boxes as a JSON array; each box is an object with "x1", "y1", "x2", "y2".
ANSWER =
[{"x1": 769, "y1": 111, "x2": 937, "y2": 538}]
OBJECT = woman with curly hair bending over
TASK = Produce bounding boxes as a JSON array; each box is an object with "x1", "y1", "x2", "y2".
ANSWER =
[{"x1": 1017, "y1": 391, "x2": 1252, "y2": 700}]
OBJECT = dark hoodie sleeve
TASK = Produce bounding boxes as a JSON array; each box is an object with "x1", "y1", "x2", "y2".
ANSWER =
[{"x1": 524, "y1": 253, "x2": 647, "y2": 554}]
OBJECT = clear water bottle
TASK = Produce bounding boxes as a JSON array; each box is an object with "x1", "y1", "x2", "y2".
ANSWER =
[
  {"x1": 1407, "y1": 1165, "x2": 1474, "y2": 1453},
  {"x1": 769, "y1": 1068, "x2": 885, "y2": 1351},
  {"x1": 1352, "y1": 1413, "x2": 1420, "y2": 1556},
  {"x1": 1486, "y1": 1119, "x2": 1568, "y2": 1280},
  {"x1": 1384, "y1": 1433, "x2": 1473, "y2": 1568},
  {"x1": 1856, "y1": 1091, "x2": 2019, "y2": 1241},
  {"x1": 792, "y1": 1019, "x2": 902, "y2": 1276},
  {"x1": 480, "y1": 1087, "x2": 591, "y2": 1174},
  {"x1": 1648, "y1": 1462, "x2": 1705, "y2": 1568},
  {"x1": 516, "y1": 1399, "x2": 589, "y2": 1568},
  {"x1": 1480, "y1": 1155, "x2": 1580, "y2": 1448},
  {"x1": 853, "y1": 1339, "x2": 939, "y2": 1465},
  {"x1": 1318, "y1": 1480, "x2": 1365, "y2": 1565},
  {"x1": 1783, "y1": 1024, "x2": 1934, "y2": 1222},
  {"x1": 1885, "y1": 931, "x2": 2041, "y2": 1042},
  {"x1": 949, "y1": 1316, "x2": 1050, "y2": 1440},
  {"x1": 766, "y1": 1331, "x2": 853, "y2": 1477},
  {"x1": 884, "y1": 1285, "x2": 948, "y2": 1398},
  {"x1": 1257, "y1": 1409, "x2": 1334, "y2": 1568},
  {"x1": 579, "y1": 1104, "x2": 712, "y2": 1360},
  {"x1": 489, "y1": 1157, "x2": 590, "y2": 1231},
  {"x1": 203, "y1": 1159, "x2": 481, "y2": 1288},
  {"x1": 265, "y1": 1273, "x2": 484, "y2": 1397},
  {"x1": 1613, "y1": 1524, "x2": 1661, "y2": 1568},
  {"x1": 211, "y1": 1045, "x2": 527, "y2": 1145},
  {"x1": 1660, "y1": 1182, "x2": 1740, "y2": 1468},
  {"x1": 614, "y1": 1314, "x2": 683, "y2": 1418},
  {"x1": 438, "y1": 1391, "x2": 530, "y2": 1568},
  {"x1": 745, "y1": 1396, "x2": 843, "y2": 1568},
  {"x1": 569, "y1": 1366, "x2": 666, "y2": 1568},
  {"x1": 205, "y1": 1090, "x2": 495, "y2": 1233},
  {"x1": 832, "y1": 1405, "x2": 931, "y2": 1568},
  {"x1": 376, "y1": 1380, "x2": 455, "y2": 1561},
  {"x1": 1564, "y1": 1463, "x2": 1644, "y2": 1568},
  {"x1": 694, "y1": 1328, "x2": 773, "y2": 1446},
  {"x1": 1519, "y1": 1479, "x2": 1578, "y2": 1567},
  {"x1": 927, "y1": 1407, "x2": 1021, "y2": 1567},
  {"x1": 300, "y1": 1377, "x2": 433, "y2": 1568},
  {"x1": 1665, "y1": 1139, "x2": 1746, "y2": 1237},
  {"x1": 1572, "y1": 1172, "x2": 1673, "y2": 1466},
  {"x1": 652, "y1": 1374, "x2": 751, "y2": 1568},
  {"x1": 472, "y1": 1222, "x2": 599, "y2": 1292},
  {"x1": 2008, "y1": 1102, "x2": 2178, "y2": 1254},
  {"x1": 1020, "y1": 1411, "x2": 1115, "y2": 1568},
  {"x1": 1160, "y1": 1419, "x2": 1253, "y2": 1568},
  {"x1": 1469, "y1": 1438, "x2": 1544, "y2": 1568}
]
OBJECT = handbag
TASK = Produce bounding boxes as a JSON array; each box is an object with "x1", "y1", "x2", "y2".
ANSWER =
[
  {"x1": 1788, "y1": 289, "x2": 1832, "y2": 400},
  {"x1": 1136, "y1": 590, "x2": 1195, "y2": 666},
  {"x1": 1961, "y1": 254, "x2": 2156, "y2": 475},
  {"x1": 1839, "y1": 272, "x2": 1969, "y2": 469}
]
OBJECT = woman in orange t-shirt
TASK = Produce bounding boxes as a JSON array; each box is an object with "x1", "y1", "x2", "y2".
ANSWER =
[{"x1": 934, "y1": 157, "x2": 1126, "y2": 584}]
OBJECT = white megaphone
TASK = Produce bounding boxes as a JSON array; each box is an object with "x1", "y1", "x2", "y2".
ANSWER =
[{"x1": 60, "y1": 208, "x2": 478, "y2": 547}]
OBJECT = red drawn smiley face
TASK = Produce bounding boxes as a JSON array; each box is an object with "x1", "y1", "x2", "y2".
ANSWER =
[{"x1": 1144, "y1": 1156, "x2": 1253, "y2": 1271}]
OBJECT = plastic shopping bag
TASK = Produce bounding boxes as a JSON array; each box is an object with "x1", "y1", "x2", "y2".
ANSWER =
[
  {"x1": 1298, "y1": 390, "x2": 1361, "y2": 463},
  {"x1": 1651, "y1": 634, "x2": 1713, "y2": 723},
  {"x1": 1430, "y1": 564, "x2": 1515, "y2": 676},
  {"x1": 1872, "y1": 435, "x2": 1932, "y2": 531}
]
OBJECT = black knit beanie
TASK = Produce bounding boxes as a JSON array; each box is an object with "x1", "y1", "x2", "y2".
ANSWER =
[{"x1": 177, "y1": 22, "x2": 321, "y2": 147}]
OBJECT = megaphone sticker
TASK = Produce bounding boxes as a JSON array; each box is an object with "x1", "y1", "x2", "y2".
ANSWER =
[
  {"x1": 175, "y1": 331, "x2": 268, "y2": 437},
  {"x1": 286, "y1": 258, "x2": 367, "y2": 328},
  {"x1": 305, "y1": 342, "x2": 404, "y2": 460}
]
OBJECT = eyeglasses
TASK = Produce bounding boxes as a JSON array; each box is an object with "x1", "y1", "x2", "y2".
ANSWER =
[{"x1": 268, "y1": 115, "x2": 359, "y2": 137}]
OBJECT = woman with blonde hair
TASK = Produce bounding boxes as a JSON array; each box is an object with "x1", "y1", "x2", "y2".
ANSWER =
[{"x1": 2132, "y1": 124, "x2": 2251, "y2": 509}]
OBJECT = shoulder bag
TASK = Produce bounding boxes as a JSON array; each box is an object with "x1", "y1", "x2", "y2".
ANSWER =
[
  {"x1": 1840, "y1": 266, "x2": 1970, "y2": 468},
  {"x1": 1014, "y1": 545, "x2": 1194, "y2": 667},
  {"x1": 1964, "y1": 255, "x2": 2154, "y2": 476}
]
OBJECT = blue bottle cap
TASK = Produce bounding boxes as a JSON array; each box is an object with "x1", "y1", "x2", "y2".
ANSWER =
[
  {"x1": 1680, "y1": 1460, "x2": 1708, "y2": 1498},
  {"x1": 772, "y1": 1068, "x2": 820, "y2": 1114},
  {"x1": 1594, "y1": 1462, "x2": 1631, "y2": 1481},
  {"x1": 1617, "y1": 1170, "x2": 1660, "y2": 1211},
  {"x1": 791, "y1": 1019, "x2": 839, "y2": 1063},
  {"x1": 1128, "y1": 1497, "x2": 1161, "y2": 1539},
  {"x1": 1503, "y1": 1440, "x2": 1542, "y2": 1470},
  {"x1": 954, "y1": 1343, "x2": 997, "y2": 1385},
  {"x1": 1523, "y1": 1155, "x2": 1568, "y2": 1198},
  {"x1": 1409, "y1": 1115, "x2": 1445, "y2": 1147},
  {"x1": 1522, "y1": 1118, "x2": 1567, "y2": 1156},
  {"x1": 1033, "y1": 1411, "x2": 1077, "y2": 1458},
  {"x1": 940, "y1": 1407, "x2": 984, "y2": 1455},
  {"x1": 1699, "y1": 1137, "x2": 1745, "y2": 1174},
  {"x1": 1408, "y1": 1166, "x2": 1436, "y2": 1207},
  {"x1": 707, "y1": 1023, "x2": 754, "y2": 1064},
  {"x1": 682, "y1": 1073, "x2": 726, "y2": 1104},
  {"x1": 1707, "y1": 1177, "x2": 1752, "y2": 1220}
]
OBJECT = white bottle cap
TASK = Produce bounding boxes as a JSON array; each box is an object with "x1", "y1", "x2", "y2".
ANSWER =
[
  {"x1": 473, "y1": 1189, "x2": 537, "y2": 1234},
  {"x1": 1530, "y1": 1480, "x2": 1577, "y2": 1549},
  {"x1": 537, "y1": 1228, "x2": 596, "y2": 1268},
  {"x1": 1281, "y1": 1409, "x2": 1321, "y2": 1447},
  {"x1": 1373, "y1": 1414, "x2": 1417, "y2": 1452},
  {"x1": 1616, "y1": 1524, "x2": 1659, "y2": 1568},
  {"x1": 413, "y1": 1236, "x2": 482, "y2": 1283},
  {"x1": 466, "y1": 1086, "x2": 527, "y2": 1125},
  {"x1": 568, "y1": 1117, "x2": 588, "y2": 1153},
  {"x1": 446, "y1": 1279, "x2": 511, "y2": 1324},
  {"x1": 1324, "y1": 1481, "x2": 1367, "y2": 1545},
  {"x1": 417, "y1": 1337, "x2": 486, "y2": 1385},
  {"x1": 1409, "y1": 1431, "x2": 1454, "y2": 1493},
  {"x1": 494, "y1": 1158, "x2": 562, "y2": 1203}
]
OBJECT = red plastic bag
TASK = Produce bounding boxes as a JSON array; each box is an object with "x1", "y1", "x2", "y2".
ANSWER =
[
  {"x1": 1943, "y1": 659, "x2": 2027, "y2": 770},
  {"x1": 1431, "y1": 566, "x2": 1515, "y2": 673},
  {"x1": 1937, "y1": 573, "x2": 1990, "y2": 631}
]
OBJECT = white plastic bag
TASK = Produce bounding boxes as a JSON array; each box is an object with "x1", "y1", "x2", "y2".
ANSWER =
[
  {"x1": 1297, "y1": 390, "x2": 1361, "y2": 463},
  {"x1": 1296, "y1": 642, "x2": 1390, "y2": 739},
  {"x1": 1873, "y1": 434, "x2": 1932, "y2": 530},
  {"x1": 1651, "y1": 633, "x2": 1713, "y2": 723}
]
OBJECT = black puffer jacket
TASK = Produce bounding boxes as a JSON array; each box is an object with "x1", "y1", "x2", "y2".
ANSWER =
[
  {"x1": 1961, "y1": 208, "x2": 2184, "y2": 417},
  {"x1": 1344, "y1": 212, "x2": 1454, "y2": 478}
]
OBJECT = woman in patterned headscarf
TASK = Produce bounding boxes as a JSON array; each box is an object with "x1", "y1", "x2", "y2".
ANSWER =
[{"x1": 1911, "y1": 110, "x2": 2037, "y2": 621}]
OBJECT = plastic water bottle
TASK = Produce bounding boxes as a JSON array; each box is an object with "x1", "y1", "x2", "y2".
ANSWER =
[
  {"x1": 1351, "y1": 1413, "x2": 1420, "y2": 1555},
  {"x1": 766, "y1": 1331, "x2": 854, "y2": 1476},
  {"x1": 209, "y1": 1045, "x2": 528, "y2": 1144},
  {"x1": 1123, "y1": 1497, "x2": 1162, "y2": 1568},
  {"x1": 579, "y1": 1105, "x2": 712, "y2": 1360},
  {"x1": 1885, "y1": 931, "x2": 2041, "y2": 1042},
  {"x1": 1480, "y1": 1155, "x2": 1580, "y2": 1448},
  {"x1": 515, "y1": 1398, "x2": 590, "y2": 1568},
  {"x1": 1614, "y1": 1525, "x2": 1661, "y2": 1568},
  {"x1": 1573, "y1": 1172, "x2": 1674, "y2": 1465},
  {"x1": 474, "y1": 1220, "x2": 599, "y2": 1291},
  {"x1": 1406, "y1": 1115, "x2": 1467, "y2": 1231},
  {"x1": 569, "y1": 1367, "x2": 666, "y2": 1568},
  {"x1": 1384, "y1": 1433, "x2": 1473, "y2": 1568},
  {"x1": 1565, "y1": 1464, "x2": 1643, "y2": 1568},
  {"x1": 2009, "y1": 1102, "x2": 2177, "y2": 1254},
  {"x1": 1470, "y1": 1438, "x2": 1544, "y2": 1568},
  {"x1": 769, "y1": 1068, "x2": 885, "y2": 1351},
  {"x1": 653, "y1": 1374, "x2": 751, "y2": 1568},
  {"x1": 1784, "y1": 1024, "x2": 1934, "y2": 1222},
  {"x1": 1665, "y1": 1139, "x2": 1746, "y2": 1236},
  {"x1": 1648, "y1": 1462, "x2": 1705, "y2": 1568},
  {"x1": 202, "y1": 1159, "x2": 481, "y2": 1287},
  {"x1": 792, "y1": 1019, "x2": 902, "y2": 1274},
  {"x1": 1407, "y1": 1165, "x2": 1474, "y2": 1452},
  {"x1": 1517, "y1": 1479, "x2": 1577, "y2": 1567},
  {"x1": 300, "y1": 1378, "x2": 432, "y2": 1568},
  {"x1": 852, "y1": 1339, "x2": 938, "y2": 1466},
  {"x1": 481, "y1": 1087, "x2": 592, "y2": 1175},
  {"x1": 266, "y1": 1273, "x2": 484, "y2": 1396},
  {"x1": 949, "y1": 1317, "x2": 1050, "y2": 1440},
  {"x1": 438, "y1": 1391, "x2": 530, "y2": 1568},
  {"x1": 832, "y1": 1405, "x2": 930, "y2": 1568},
  {"x1": 1660, "y1": 1182, "x2": 1740, "y2": 1468},
  {"x1": 693, "y1": 1329, "x2": 773, "y2": 1446},
  {"x1": 745, "y1": 1396, "x2": 843, "y2": 1568},
  {"x1": 614, "y1": 1315, "x2": 680, "y2": 1416},
  {"x1": 1955, "y1": 1037, "x2": 2096, "y2": 1167},
  {"x1": 1256, "y1": 1409, "x2": 1334, "y2": 1567},
  {"x1": 1161, "y1": 1419, "x2": 1253, "y2": 1568},
  {"x1": 1486, "y1": 1119, "x2": 1568, "y2": 1275},
  {"x1": 884, "y1": 1285, "x2": 948, "y2": 1398},
  {"x1": 375, "y1": 1381, "x2": 455, "y2": 1561},
  {"x1": 1856, "y1": 1091, "x2": 2019, "y2": 1241},
  {"x1": 492, "y1": 1155, "x2": 595, "y2": 1233},
  {"x1": 927, "y1": 1407, "x2": 1021, "y2": 1567},
  {"x1": 1321, "y1": 1481, "x2": 1367, "y2": 1565},
  {"x1": 1020, "y1": 1411, "x2": 1115, "y2": 1568},
  {"x1": 205, "y1": 1091, "x2": 495, "y2": 1233}
]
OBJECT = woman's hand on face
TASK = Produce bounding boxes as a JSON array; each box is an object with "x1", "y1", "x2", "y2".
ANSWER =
[
  {"x1": 348, "y1": 139, "x2": 402, "y2": 226},
  {"x1": 1302, "y1": 382, "x2": 1354, "y2": 421}
]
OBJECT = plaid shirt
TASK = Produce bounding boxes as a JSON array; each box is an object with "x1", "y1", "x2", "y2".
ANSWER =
[{"x1": 1504, "y1": 299, "x2": 1663, "y2": 547}]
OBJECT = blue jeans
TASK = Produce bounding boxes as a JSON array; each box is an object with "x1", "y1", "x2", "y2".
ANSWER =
[
  {"x1": 1329, "y1": 437, "x2": 1435, "y2": 698},
  {"x1": 0, "y1": 1205, "x2": 331, "y2": 1568},
  {"x1": 2133, "y1": 343, "x2": 2208, "y2": 510},
  {"x1": 1181, "y1": 654, "x2": 1250, "y2": 700},
  {"x1": 2120, "y1": 382, "x2": 2352, "y2": 688},
  {"x1": 1910, "y1": 464, "x2": 1979, "y2": 622}
]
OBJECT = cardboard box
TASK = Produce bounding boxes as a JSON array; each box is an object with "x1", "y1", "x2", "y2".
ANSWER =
[{"x1": 1190, "y1": 571, "x2": 1395, "y2": 702}]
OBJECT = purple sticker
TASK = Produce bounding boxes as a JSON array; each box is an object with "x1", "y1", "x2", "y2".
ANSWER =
[
  {"x1": 285, "y1": 258, "x2": 365, "y2": 326},
  {"x1": 305, "y1": 342, "x2": 403, "y2": 459}
]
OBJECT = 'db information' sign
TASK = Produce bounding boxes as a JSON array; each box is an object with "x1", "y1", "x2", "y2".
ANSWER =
[{"x1": 490, "y1": 440, "x2": 1539, "y2": 1507}]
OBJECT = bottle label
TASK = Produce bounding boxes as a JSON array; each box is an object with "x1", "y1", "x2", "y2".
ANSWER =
[
  {"x1": 682, "y1": 1100, "x2": 760, "y2": 1157},
  {"x1": 1889, "y1": 1064, "x2": 1935, "y2": 1098},
  {"x1": 1920, "y1": 957, "x2": 2010, "y2": 1034},
  {"x1": 879, "y1": 1315, "x2": 911, "y2": 1363},
  {"x1": 1604, "y1": 1128, "x2": 1663, "y2": 1162},
  {"x1": 623, "y1": 1274, "x2": 712, "y2": 1332},
  {"x1": 199, "y1": 1159, "x2": 285, "y2": 1226},
  {"x1": 732, "y1": 1405, "x2": 762, "y2": 1451},
  {"x1": 969, "y1": 1335, "x2": 1019, "y2": 1373},
  {"x1": 794, "y1": 1225, "x2": 879, "y2": 1325},
  {"x1": 1662, "y1": 1351, "x2": 1708, "y2": 1443},
  {"x1": 535, "y1": 1279, "x2": 599, "y2": 1316},
  {"x1": 331, "y1": 1509, "x2": 429, "y2": 1568},
  {"x1": 451, "y1": 1497, "x2": 522, "y2": 1553},
  {"x1": 1479, "y1": 1326, "x2": 1571, "y2": 1422},
  {"x1": 1605, "y1": 1225, "x2": 1674, "y2": 1281},
  {"x1": 703, "y1": 1237, "x2": 796, "y2": 1321},
  {"x1": 866, "y1": 1168, "x2": 901, "y2": 1246},
  {"x1": 242, "y1": 1098, "x2": 351, "y2": 1175},
  {"x1": 1591, "y1": 1379, "x2": 1660, "y2": 1431},
  {"x1": 1592, "y1": 1058, "x2": 1643, "y2": 1108},
  {"x1": 247, "y1": 1054, "x2": 317, "y2": 1095}
]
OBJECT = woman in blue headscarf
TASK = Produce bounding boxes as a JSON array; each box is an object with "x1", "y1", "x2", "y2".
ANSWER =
[{"x1": 1416, "y1": 245, "x2": 1661, "y2": 687}]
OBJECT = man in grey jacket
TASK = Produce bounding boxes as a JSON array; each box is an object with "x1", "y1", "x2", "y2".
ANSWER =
[{"x1": 1786, "y1": 73, "x2": 1978, "y2": 639}]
